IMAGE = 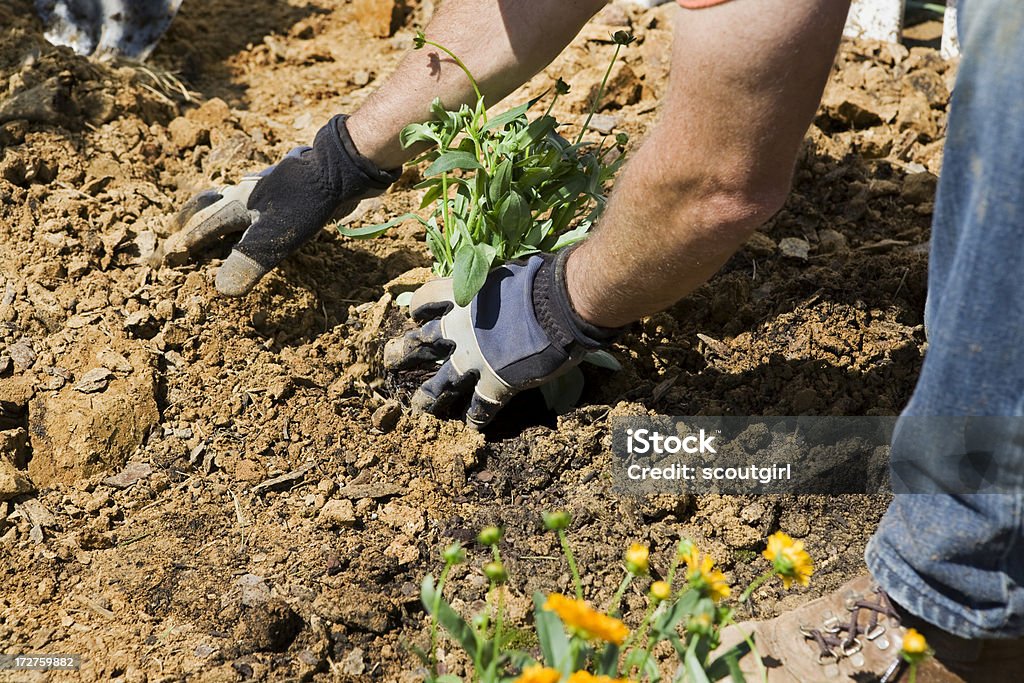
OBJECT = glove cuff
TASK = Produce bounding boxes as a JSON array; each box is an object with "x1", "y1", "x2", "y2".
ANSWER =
[
  {"x1": 532, "y1": 248, "x2": 621, "y2": 352},
  {"x1": 329, "y1": 114, "x2": 403, "y2": 188},
  {"x1": 311, "y1": 115, "x2": 402, "y2": 199}
]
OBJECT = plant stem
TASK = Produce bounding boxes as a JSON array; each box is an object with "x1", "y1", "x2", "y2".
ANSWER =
[
  {"x1": 558, "y1": 529, "x2": 584, "y2": 600},
  {"x1": 909, "y1": 663, "x2": 918, "y2": 683},
  {"x1": 739, "y1": 571, "x2": 774, "y2": 604},
  {"x1": 607, "y1": 572, "x2": 633, "y2": 617},
  {"x1": 430, "y1": 562, "x2": 454, "y2": 675},
  {"x1": 422, "y1": 38, "x2": 487, "y2": 124},
  {"x1": 575, "y1": 43, "x2": 621, "y2": 145}
]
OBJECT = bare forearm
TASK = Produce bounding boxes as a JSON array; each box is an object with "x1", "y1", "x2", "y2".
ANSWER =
[
  {"x1": 348, "y1": 0, "x2": 607, "y2": 169},
  {"x1": 567, "y1": 0, "x2": 850, "y2": 328}
]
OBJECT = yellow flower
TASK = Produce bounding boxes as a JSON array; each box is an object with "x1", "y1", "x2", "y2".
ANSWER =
[
  {"x1": 681, "y1": 546, "x2": 731, "y2": 603},
  {"x1": 567, "y1": 672, "x2": 635, "y2": 683},
  {"x1": 514, "y1": 664, "x2": 561, "y2": 683},
  {"x1": 763, "y1": 531, "x2": 814, "y2": 589},
  {"x1": 650, "y1": 580, "x2": 671, "y2": 602},
  {"x1": 901, "y1": 627, "x2": 931, "y2": 664},
  {"x1": 625, "y1": 543, "x2": 649, "y2": 576},
  {"x1": 543, "y1": 593, "x2": 630, "y2": 645}
]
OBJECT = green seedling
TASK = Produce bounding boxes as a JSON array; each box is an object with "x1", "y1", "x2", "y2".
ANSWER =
[{"x1": 340, "y1": 30, "x2": 633, "y2": 308}]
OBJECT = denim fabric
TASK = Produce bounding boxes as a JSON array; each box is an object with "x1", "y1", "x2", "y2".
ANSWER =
[{"x1": 865, "y1": 0, "x2": 1024, "y2": 639}]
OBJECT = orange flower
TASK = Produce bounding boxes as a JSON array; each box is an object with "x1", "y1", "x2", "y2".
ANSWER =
[
  {"x1": 763, "y1": 532, "x2": 814, "y2": 589},
  {"x1": 543, "y1": 593, "x2": 629, "y2": 645},
  {"x1": 650, "y1": 580, "x2": 672, "y2": 602},
  {"x1": 624, "y1": 543, "x2": 649, "y2": 576},
  {"x1": 514, "y1": 663, "x2": 561, "y2": 683},
  {"x1": 901, "y1": 627, "x2": 932, "y2": 666},
  {"x1": 567, "y1": 672, "x2": 635, "y2": 683},
  {"x1": 681, "y1": 546, "x2": 731, "y2": 603}
]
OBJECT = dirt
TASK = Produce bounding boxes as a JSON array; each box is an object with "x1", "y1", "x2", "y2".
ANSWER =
[{"x1": 0, "y1": 0, "x2": 952, "y2": 680}]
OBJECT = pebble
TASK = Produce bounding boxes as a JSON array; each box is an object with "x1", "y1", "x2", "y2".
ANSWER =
[
  {"x1": 778, "y1": 237, "x2": 810, "y2": 261},
  {"x1": 587, "y1": 114, "x2": 619, "y2": 135},
  {"x1": 74, "y1": 367, "x2": 113, "y2": 393},
  {"x1": 318, "y1": 499, "x2": 356, "y2": 527}
]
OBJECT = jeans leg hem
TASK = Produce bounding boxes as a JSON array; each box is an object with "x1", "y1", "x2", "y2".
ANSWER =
[{"x1": 866, "y1": 536, "x2": 1010, "y2": 639}]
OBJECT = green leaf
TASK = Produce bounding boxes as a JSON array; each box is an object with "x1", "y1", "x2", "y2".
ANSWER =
[
  {"x1": 482, "y1": 101, "x2": 531, "y2": 132},
  {"x1": 400, "y1": 122, "x2": 442, "y2": 147},
  {"x1": 705, "y1": 642, "x2": 750, "y2": 682},
  {"x1": 424, "y1": 150, "x2": 483, "y2": 177},
  {"x1": 337, "y1": 212, "x2": 425, "y2": 239},
  {"x1": 421, "y1": 575, "x2": 494, "y2": 667},
  {"x1": 452, "y1": 242, "x2": 496, "y2": 307},
  {"x1": 582, "y1": 350, "x2": 621, "y2": 371},
  {"x1": 532, "y1": 592, "x2": 571, "y2": 674},
  {"x1": 539, "y1": 366, "x2": 585, "y2": 415},
  {"x1": 420, "y1": 182, "x2": 445, "y2": 209},
  {"x1": 684, "y1": 637, "x2": 713, "y2": 683},
  {"x1": 551, "y1": 221, "x2": 593, "y2": 251},
  {"x1": 488, "y1": 159, "x2": 513, "y2": 207},
  {"x1": 652, "y1": 590, "x2": 701, "y2": 638},
  {"x1": 497, "y1": 191, "x2": 533, "y2": 243}
]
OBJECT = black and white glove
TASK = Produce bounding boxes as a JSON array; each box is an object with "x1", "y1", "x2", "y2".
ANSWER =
[
  {"x1": 384, "y1": 251, "x2": 619, "y2": 429},
  {"x1": 165, "y1": 114, "x2": 401, "y2": 295}
]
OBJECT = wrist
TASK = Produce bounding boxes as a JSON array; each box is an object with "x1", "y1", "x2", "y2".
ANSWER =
[{"x1": 532, "y1": 250, "x2": 620, "y2": 351}]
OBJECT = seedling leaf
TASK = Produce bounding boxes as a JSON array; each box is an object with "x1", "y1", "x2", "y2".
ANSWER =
[
  {"x1": 452, "y1": 242, "x2": 496, "y2": 307},
  {"x1": 424, "y1": 150, "x2": 483, "y2": 177}
]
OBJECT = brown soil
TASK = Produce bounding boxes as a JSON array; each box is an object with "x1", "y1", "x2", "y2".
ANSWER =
[{"x1": 1, "y1": 0, "x2": 952, "y2": 680}]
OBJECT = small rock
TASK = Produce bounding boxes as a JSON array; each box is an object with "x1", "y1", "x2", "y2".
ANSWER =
[
  {"x1": 587, "y1": 114, "x2": 619, "y2": 135},
  {"x1": 371, "y1": 400, "x2": 401, "y2": 433},
  {"x1": 167, "y1": 116, "x2": 207, "y2": 149},
  {"x1": 778, "y1": 237, "x2": 810, "y2": 261},
  {"x1": 817, "y1": 229, "x2": 848, "y2": 254},
  {"x1": 0, "y1": 458, "x2": 34, "y2": 501},
  {"x1": 342, "y1": 648, "x2": 365, "y2": 676},
  {"x1": 352, "y1": 70, "x2": 372, "y2": 87},
  {"x1": 0, "y1": 356, "x2": 10, "y2": 375},
  {"x1": 318, "y1": 499, "x2": 357, "y2": 527},
  {"x1": 237, "y1": 574, "x2": 271, "y2": 607},
  {"x1": 780, "y1": 511, "x2": 811, "y2": 538},
  {"x1": 96, "y1": 349, "x2": 132, "y2": 373},
  {"x1": 901, "y1": 172, "x2": 938, "y2": 206},
  {"x1": 744, "y1": 232, "x2": 777, "y2": 258},
  {"x1": 352, "y1": 0, "x2": 405, "y2": 37},
  {"x1": 8, "y1": 340, "x2": 36, "y2": 370},
  {"x1": 74, "y1": 368, "x2": 113, "y2": 393},
  {"x1": 102, "y1": 462, "x2": 153, "y2": 489}
]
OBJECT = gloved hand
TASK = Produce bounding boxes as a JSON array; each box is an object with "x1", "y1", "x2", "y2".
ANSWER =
[
  {"x1": 165, "y1": 114, "x2": 401, "y2": 296},
  {"x1": 384, "y1": 251, "x2": 619, "y2": 429}
]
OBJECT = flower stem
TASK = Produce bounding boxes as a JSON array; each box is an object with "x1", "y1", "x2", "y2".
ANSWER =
[
  {"x1": 422, "y1": 38, "x2": 487, "y2": 124},
  {"x1": 558, "y1": 529, "x2": 584, "y2": 601},
  {"x1": 607, "y1": 572, "x2": 633, "y2": 617},
  {"x1": 575, "y1": 43, "x2": 621, "y2": 145},
  {"x1": 739, "y1": 571, "x2": 774, "y2": 604},
  {"x1": 430, "y1": 562, "x2": 454, "y2": 674},
  {"x1": 909, "y1": 663, "x2": 918, "y2": 683}
]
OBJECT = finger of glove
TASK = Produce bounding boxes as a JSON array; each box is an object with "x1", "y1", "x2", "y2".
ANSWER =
[
  {"x1": 409, "y1": 278, "x2": 456, "y2": 323},
  {"x1": 410, "y1": 360, "x2": 477, "y2": 416},
  {"x1": 383, "y1": 319, "x2": 454, "y2": 371},
  {"x1": 164, "y1": 189, "x2": 253, "y2": 258},
  {"x1": 465, "y1": 390, "x2": 508, "y2": 430}
]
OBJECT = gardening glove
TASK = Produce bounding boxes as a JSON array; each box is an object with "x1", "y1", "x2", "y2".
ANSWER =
[
  {"x1": 165, "y1": 114, "x2": 401, "y2": 296},
  {"x1": 384, "y1": 250, "x2": 619, "y2": 429}
]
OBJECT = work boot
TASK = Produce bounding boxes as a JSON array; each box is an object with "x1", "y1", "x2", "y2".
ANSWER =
[{"x1": 716, "y1": 575, "x2": 1024, "y2": 682}]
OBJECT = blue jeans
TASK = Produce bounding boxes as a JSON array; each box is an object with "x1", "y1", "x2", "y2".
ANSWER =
[{"x1": 865, "y1": 0, "x2": 1024, "y2": 639}]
